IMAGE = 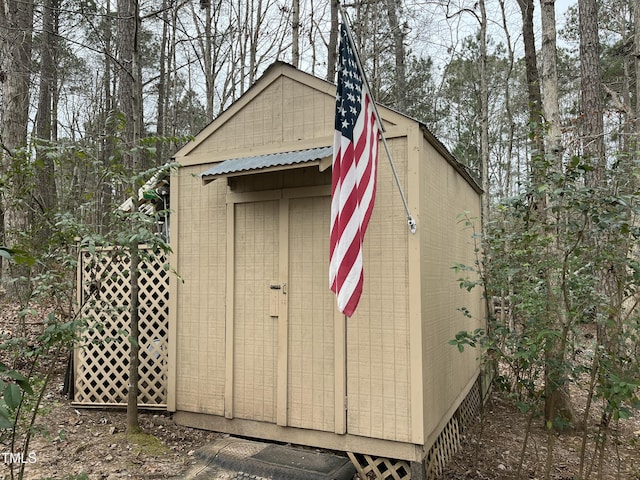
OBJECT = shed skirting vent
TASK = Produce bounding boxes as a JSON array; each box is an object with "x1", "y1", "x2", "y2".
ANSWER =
[
  {"x1": 348, "y1": 453, "x2": 411, "y2": 480},
  {"x1": 349, "y1": 376, "x2": 483, "y2": 480},
  {"x1": 74, "y1": 247, "x2": 169, "y2": 408}
]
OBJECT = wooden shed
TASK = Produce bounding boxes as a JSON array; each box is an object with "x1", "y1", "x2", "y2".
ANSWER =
[{"x1": 167, "y1": 62, "x2": 484, "y2": 476}]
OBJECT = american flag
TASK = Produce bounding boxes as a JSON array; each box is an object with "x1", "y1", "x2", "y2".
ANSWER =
[{"x1": 329, "y1": 23, "x2": 381, "y2": 317}]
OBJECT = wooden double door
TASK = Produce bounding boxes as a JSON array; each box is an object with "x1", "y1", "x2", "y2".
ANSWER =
[{"x1": 226, "y1": 186, "x2": 346, "y2": 434}]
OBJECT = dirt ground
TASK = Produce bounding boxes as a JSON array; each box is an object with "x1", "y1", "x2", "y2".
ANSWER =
[
  {"x1": 437, "y1": 391, "x2": 640, "y2": 480},
  {"x1": 1, "y1": 301, "x2": 639, "y2": 480}
]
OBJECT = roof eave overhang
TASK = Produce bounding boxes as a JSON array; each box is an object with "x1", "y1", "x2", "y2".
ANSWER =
[
  {"x1": 202, "y1": 158, "x2": 332, "y2": 184},
  {"x1": 200, "y1": 147, "x2": 333, "y2": 185}
]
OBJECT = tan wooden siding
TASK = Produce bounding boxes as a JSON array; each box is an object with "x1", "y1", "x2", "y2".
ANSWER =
[
  {"x1": 419, "y1": 137, "x2": 483, "y2": 442},
  {"x1": 229, "y1": 167, "x2": 332, "y2": 194},
  {"x1": 183, "y1": 77, "x2": 335, "y2": 162},
  {"x1": 287, "y1": 196, "x2": 336, "y2": 431},
  {"x1": 346, "y1": 137, "x2": 412, "y2": 443},
  {"x1": 282, "y1": 78, "x2": 336, "y2": 143},
  {"x1": 173, "y1": 166, "x2": 227, "y2": 415}
]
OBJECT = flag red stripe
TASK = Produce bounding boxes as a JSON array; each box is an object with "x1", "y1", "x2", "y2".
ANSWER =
[{"x1": 329, "y1": 23, "x2": 381, "y2": 317}]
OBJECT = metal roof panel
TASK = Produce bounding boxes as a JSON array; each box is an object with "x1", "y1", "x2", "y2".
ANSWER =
[{"x1": 201, "y1": 146, "x2": 332, "y2": 183}]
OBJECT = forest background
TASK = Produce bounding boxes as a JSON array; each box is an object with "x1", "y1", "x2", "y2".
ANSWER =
[{"x1": 0, "y1": 0, "x2": 640, "y2": 478}]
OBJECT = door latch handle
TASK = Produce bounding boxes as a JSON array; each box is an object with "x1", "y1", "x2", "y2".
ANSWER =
[{"x1": 270, "y1": 283, "x2": 286, "y2": 294}]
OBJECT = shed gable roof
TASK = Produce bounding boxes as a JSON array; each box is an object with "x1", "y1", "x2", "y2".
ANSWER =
[
  {"x1": 173, "y1": 61, "x2": 480, "y2": 193},
  {"x1": 173, "y1": 62, "x2": 344, "y2": 167}
]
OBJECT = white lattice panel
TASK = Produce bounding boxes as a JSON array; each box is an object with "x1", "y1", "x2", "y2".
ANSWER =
[
  {"x1": 348, "y1": 452, "x2": 411, "y2": 480},
  {"x1": 426, "y1": 377, "x2": 482, "y2": 478},
  {"x1": 74, "y1": 247, "x2": 169, "y2": 408}
]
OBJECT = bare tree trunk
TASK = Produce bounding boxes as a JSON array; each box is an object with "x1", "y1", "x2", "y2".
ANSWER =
[
  {"x1": 326, "y1": 0, "x2": 338, "y2": 82},
  {"x1": 156, "y1": 0, "x2": 168, "y2": 164},
  {"x1": 385, "y1": 0, "x2": 407, "y2": 112},
  {"x1": 539, "y1": 0, "x2": 564, "y2": 162},
  {"x1": 516, "y1": 0, "x2": 575, "y2": 427},
  {"x1": 117, "y1": 0, "x2": 143, "y2": 172},
  {"x1": 0, "y1": 0, "x2": 32, "y2": 153},
  {"x1": 168, "y1": 4, "x2": 178, "y2": 137},
  {"x1": 127, "y1": 240, "x2": 141, "y2": 434},
  {"x1": 633, "y1": 2, "x2": 640, "y2": 149},
  {"x1": 203, "y1": 0, "x2": 214, "y2": 118},
  {"x1": 517, "y1": 0, "x2": 545, "y2": 159},
  {"x1": 539, "y1": 0, "x2": 574, "y2": 427},
  {"x1": 117, "y1": 0, "x2": 143, "y2": 435},
  {"x1": 191, "y1": 0, "x2": 227, "y2": 121},
  {"x1": 51, "y1": 5, "x2": 59, "y2": 144},
  {"x1": 578, "y1": 0, "x2": 605, "y2": 183},
  {"x1": 307, "y1": 0, "x2": 317, "y2": 76},
  {"x1": 291, "y1": 0, "x2": 300, "y2": 67},
  {"x1": 498, "y1": 0, "x2": 516, "y2": 198},
  {"x1": 0, "y1": 0, "x2": 34, "y2": 297},
  {"x1": 478, "y1": 0, "x2": 489, "y2": 227},
  {"x1": 618, "y1": 13, "x2": 632, "y2": 160},
  {"x1": 249, "y1": 0, "x2": 260, "y2": 85},
  {"x1": 98, "y1": 0, "x2": 116, "y2": 234},
  {"x1": 34, "y1": 0, "x2": 59, "y2": 216}
]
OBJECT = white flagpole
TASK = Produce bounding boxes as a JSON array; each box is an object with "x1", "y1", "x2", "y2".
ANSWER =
[{"x1": 338, "y1": 7, "x2": 417, "y2": 234}]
